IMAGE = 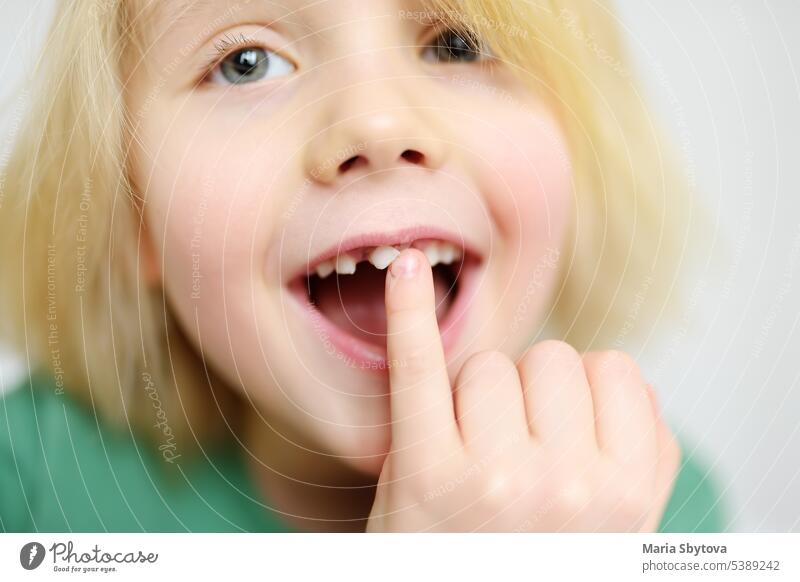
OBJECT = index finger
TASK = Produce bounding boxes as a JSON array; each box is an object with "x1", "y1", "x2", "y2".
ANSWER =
[{"x1": 384, "y1": 248, "x2": 460, "y2": 460}]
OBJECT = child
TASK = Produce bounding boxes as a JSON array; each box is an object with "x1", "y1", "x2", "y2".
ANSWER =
[{"x1": 0, "y1": 0, "x2": 726, "y2": 532}]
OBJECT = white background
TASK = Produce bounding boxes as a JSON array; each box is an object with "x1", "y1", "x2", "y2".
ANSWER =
[{"x1": 1, "y1": 1, "x2": 798, "y2": 532}]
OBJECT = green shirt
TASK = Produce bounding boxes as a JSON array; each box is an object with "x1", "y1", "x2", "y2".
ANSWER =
[{"x1": 0, "y1": 372, "x2": 728, "y2": 532}]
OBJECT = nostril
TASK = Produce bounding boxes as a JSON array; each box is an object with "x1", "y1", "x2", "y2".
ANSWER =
[
  {"x1": 336, "y1": 149, "x2": 426, "y2": 175},
  {"x1": 338, "y1": 155, "x2": 365, "y2": 174},
  {"x1": 401, "y1": 149, "x2": 425, "y2": 165}
]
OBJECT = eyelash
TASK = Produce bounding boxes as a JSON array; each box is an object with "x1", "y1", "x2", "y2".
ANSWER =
[
  {"x1": 198, "y1": 32, "x2": 264, "y2": 81},
  {"x1": 197, "y1": 25, "x2": 490, "y2": 84}
]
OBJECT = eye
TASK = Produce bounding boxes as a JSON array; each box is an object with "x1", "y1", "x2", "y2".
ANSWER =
[
  {"x1": 421, "y1": 28, "x2": 488, "y2": 63},
  {"x1": 209, "y1": 46, "x2": 295, "y2": 85}
]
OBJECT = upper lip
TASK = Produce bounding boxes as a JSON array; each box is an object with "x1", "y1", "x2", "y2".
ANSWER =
[{"x1": 289, "y1": 225, "x2": 484, "y2": 280}]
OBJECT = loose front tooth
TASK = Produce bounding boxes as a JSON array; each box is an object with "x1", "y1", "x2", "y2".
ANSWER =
[
  {"x1": 335, "y1": 254, "x2": 357, "y2": 275},
  {"x1": 368, "y1": 246, "x2": 400, "y2": 270},
  {"x1": 423, "y1": 242, "x2": 441, "y2": 267},
  {"x1": 315, "y1": 260, "x2": 335, "y2": 278},
  {"x1": 439, "y1": 242, "x2": 458, "y2": 264}
]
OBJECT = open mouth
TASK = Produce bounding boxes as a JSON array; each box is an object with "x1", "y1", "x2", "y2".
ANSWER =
[{"x1": 287, "y1": 233, "x2": 481, "y2": 366}]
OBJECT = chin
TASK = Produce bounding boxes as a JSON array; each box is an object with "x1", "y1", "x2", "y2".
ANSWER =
[{"x1": 327, "y1": 423, "x2": 392, "y2": 477}]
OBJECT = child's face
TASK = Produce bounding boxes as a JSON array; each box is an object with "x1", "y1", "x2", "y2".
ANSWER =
[{"x1": 128, "y1": 0, "x2": 573, "y2": 474}]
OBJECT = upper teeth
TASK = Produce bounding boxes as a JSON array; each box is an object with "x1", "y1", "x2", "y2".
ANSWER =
[
  {"x1": 315, "y1": 261, "x2": 335, "y2": 278},
  {"x1": 312, "y1": 241, "x2": 462, "y2": 278},
  {"x1": 334, "y1": 254, "x2": 357, "y2": 275},
  {"x1": 369, "y1": 246, "x2": 401, "y2": 269}
]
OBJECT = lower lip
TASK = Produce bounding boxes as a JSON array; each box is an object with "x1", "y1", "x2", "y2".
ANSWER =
[{"x1": 288, "y1": 261, "x2": 479, "y2": 373}]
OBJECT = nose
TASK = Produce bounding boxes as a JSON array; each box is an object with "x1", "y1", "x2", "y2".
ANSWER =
[{"x1": 304, "y1": 85, "x2": 449, "y2": 184}]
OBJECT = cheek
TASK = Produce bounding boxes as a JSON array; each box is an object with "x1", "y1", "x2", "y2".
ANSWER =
[
  {"x1": 141, "y1": 117, "x2": 293, "y2": 295},
  {"x1": 135, "y1": 112, "x2": 303, "y2": 370},
  {"x1": 474, "y1": 110, "x2": 574, "y2": 347},
  {"x1": 491, "y1": 112, "x2": 574, "y2": 254}
]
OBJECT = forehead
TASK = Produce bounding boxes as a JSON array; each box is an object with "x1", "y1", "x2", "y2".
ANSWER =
[
  {"x1": 129, "y1": 0, "x2": 435, "y2": 62},
  {"x1": 140, "y1": 0, "x2": 287, "y2": 32},
  {"x1": 129, "y1": 0, "x2": 307, "y2": 57},
  {"x1": 139, "y1": 0, "x2": 425, "y2": 33}
]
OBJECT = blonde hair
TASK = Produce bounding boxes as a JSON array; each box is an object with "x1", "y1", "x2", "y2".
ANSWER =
[{"x1": 0, "y1": 0, "x2": 702, "y2": 452}]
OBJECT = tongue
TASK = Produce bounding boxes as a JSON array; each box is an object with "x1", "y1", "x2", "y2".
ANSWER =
[{"x1": 313, "y1": 263, "x2": 452, "y2": 346}]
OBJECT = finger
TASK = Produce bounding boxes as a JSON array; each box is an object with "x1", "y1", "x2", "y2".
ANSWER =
[
  {"x1": 582, "y1": 350, "x2": 656, "y2": 472},
  {"x1": 517, "y1": 340, "x2": 597, "y2": 455},
  {"x1": 385, "y1": 248, "x2": 459, "y2": 462},
  {"x1": 453, "y1": 350, "x2": 529, "y2": 456},
  {"x1": 640, "y1": 385, "x2": 681, "y2": 532}
]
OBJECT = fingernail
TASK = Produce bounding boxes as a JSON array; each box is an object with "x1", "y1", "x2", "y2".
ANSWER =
[{"x1": 389, "y1": 250, "x2": 419, "y2": 280}]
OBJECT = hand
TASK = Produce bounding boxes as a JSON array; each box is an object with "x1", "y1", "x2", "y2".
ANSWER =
[{"x1": 366, "y1": 249, "x2": 680, "y2": 532}]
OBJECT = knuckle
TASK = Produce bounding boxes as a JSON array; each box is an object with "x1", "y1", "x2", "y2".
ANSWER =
[
  {"x1": 396, "y1": 347, "x2": 439, "y2": 379},
  {"x1": 585, "y1": 349, "x2": 640, "y2": 379},
  {"x1": 402, "y1": 346, "x2": 429, "y2": 369},
  {"x1": 458, "y1": 350, "x2": 516, "y2": 384},
  {"x1": 521, "y1": 340, "x2": 580, "y2": 369},
  {"x1": 551, "y1": 475, "x2": 593, "y2": 517},
  {"x1": 478, "y1": 468, "x2": 523, "y2": 510}
]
